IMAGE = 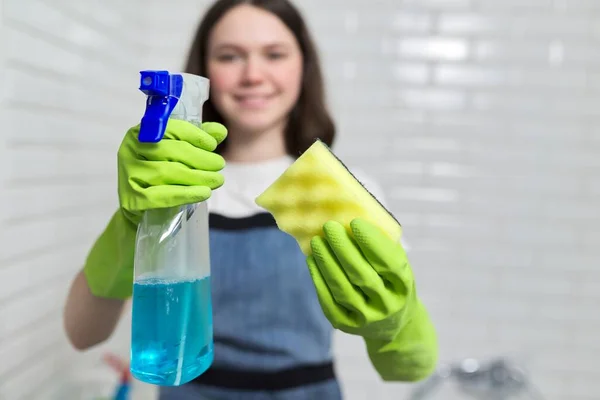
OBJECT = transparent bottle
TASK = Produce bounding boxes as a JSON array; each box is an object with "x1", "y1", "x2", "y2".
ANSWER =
[{"x1": 129, "y1": 70, "x2": 213, "y2": 386}]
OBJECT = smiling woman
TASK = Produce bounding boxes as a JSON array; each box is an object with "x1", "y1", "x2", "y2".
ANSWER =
[
  {"x1": 63, "y1": 0, "x2": 438, "y2": 399},
  {"x1": 184, "y1": 0, "x2": 335, "y2": 162}
]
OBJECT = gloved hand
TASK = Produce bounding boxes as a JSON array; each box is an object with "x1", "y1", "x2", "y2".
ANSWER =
[
  {"x1": 118, "y1": 119, "x2": 228, "y2": 225},
  {"x1": 306, "y1": 218, "x2": 417, "y2": 341},
  {"x1": 83, "y1": 120, "x2": 227, "y2": 299},
  {"x1": 307, "y1": 218, "x2": 438, "y2": 381}
]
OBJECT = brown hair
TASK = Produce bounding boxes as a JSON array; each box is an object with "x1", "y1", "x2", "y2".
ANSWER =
[{"x1": 184, "y1": 0, "x2": 335, "y2": 157}]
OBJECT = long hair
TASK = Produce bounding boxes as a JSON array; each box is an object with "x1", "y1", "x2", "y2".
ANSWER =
[{"x1": 184, "y1": 0, "x2": 335, "y2": 157}]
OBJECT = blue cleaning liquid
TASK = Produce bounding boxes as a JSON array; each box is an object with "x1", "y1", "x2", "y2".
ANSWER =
[{"x1": 130, "y1": 277, "x2": 213, "y2": 386}]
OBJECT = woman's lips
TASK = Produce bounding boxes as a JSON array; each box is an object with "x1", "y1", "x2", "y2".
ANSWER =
[{"x1": 234, "y1": 93, "x2": 275, "y2": 109}]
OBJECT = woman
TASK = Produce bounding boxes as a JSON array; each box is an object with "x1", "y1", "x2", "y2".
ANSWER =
[{"x1": 63, "y1": 0, "x2": 438, "y2": 399}]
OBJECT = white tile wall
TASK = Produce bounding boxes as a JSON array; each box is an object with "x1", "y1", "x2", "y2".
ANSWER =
[
  {"x1": 1, "y1": 0, "x2": 599, "y2": 399},
  {"x1": 0, "y1": 0, "x2": 157, "y2": 399}
]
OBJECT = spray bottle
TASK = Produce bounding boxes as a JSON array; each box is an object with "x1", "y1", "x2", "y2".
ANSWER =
[{"x1": 129, "y1": 70, "x2": 213, "y2": 386}]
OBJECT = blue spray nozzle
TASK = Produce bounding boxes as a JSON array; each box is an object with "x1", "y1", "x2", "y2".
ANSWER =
[{"x1": 138, "y1": 70, "x2": 184, "y2": 143}]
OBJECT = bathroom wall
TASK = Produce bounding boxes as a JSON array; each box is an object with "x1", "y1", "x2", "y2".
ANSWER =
[
  {"x1": 0, "y1": 1, "x2": 190, "y2": 398},
  {"x1": 1, "y1": 0, "x2": 599, "y2": 399}
]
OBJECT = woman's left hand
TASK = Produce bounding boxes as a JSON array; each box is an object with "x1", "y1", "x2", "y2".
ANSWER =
[{"x1": 306, "y1": 218, "x2": 416, "y2": 341}]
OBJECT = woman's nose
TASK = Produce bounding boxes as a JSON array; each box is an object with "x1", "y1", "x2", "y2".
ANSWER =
[{"x1": 241, "y1": 57, "x2": 265, "y2": 85}]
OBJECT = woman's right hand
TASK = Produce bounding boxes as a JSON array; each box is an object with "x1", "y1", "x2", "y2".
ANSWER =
[{"x1": 117, "y1": 119, "x2": 228, "y2": 225}]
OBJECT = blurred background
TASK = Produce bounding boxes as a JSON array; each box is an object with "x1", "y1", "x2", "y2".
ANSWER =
[{"x1": 1, "y1": 0, "x2": 599, "y2": 399}]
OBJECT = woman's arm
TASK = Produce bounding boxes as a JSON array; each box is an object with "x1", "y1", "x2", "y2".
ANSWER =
[
  {"x1": 365, "y1": 299, "x2": 438, "y2": 382},
  {"x1": 63, "y1": 209, "x2": 137, "y2": 350},
  {"x1": 63, "y1": 269, "x2": 127, "y2": 350}
]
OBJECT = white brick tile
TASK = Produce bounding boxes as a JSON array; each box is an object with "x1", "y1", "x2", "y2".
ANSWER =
[
  {"x1": 312, "y1": 11, "x2": 434, "y2": 33},
  {"x1": 435, "y1": 64, "x2": 588, "y2": 89},
  {"x1": 5, "y1": 26, "x2": 138, "y2": 93},
  {"x1": 473, "y1": 0, "x2": 553, "y2": 10},
  {"x1": 5, "y1": 67, "x2": 136, "y2": 117},
  {"x1": 537, "y1": 253, "x2": 597, "y2": 274},
  {"x1": 333, "y1": 134, "x2": 398, "y2": 159},
  {"x1": 0, "y1": 315, "x2": 62, "y2": 377},
  {"x1": 398, "y1": 88, "x2": 467, "y2": 110},
  {"x1": 5, "y1": 182, "x2": 116, "y2": 220},
  {"x1": 473, "y1": 92, "x2": 599, "y2": 118},
  {"x1": 391, "y1": 12, "x2": 433, "y2": 33},
  {"x1": 556, "y1": 0, "x2": 600, "y2": 11},
  {"x1": 434, "y1": 63, "x2": 508, "y2": 85},
  {"x1": 472, "y1": 39, "x2": 600, "y2": 69},
  {"x1": 403, "y1": 136, "x2": 463, "y2": 152},
  {"x1": 387, "y1": 144, "x2": 465, "y2": 165},
  {"x1": 439, "y1": 13, "x2": 595, "y2": 38},
  {"x1": 0, "y1": 246, "x2": 85, "y2": 302},
  {"x1": 542, "y1": 200, "x2": 600, "y2": 222},
  {"x1": 6, "y1": 107, "x2": 128, "y2": 145},
  {"x1": 461, "y1": 245, "x2": 535, "y2": 268},
  {"x1": 0, "y1": 349, "x2": 70, "y2": 400},
  {"x1": 389, "y1": 186, "x2": 460, "y2": 203},
  {"x1": 393, "y1": 37, "x2": 470, "y2": 61},
  {"x1": 379, "y1": 161, "x2": 426, "y2": 176},
  {"x1": 474, "y1": 39, "x2": 552, "y2": 63},
  {"x1": 438, "y1": 13, "x2": 501, "y2": 34},
  {"x1": 4, "y1": 0, "x2": 67, "y2": 38},
  {"x1": 0, "y1": 284, "x2": 64, "y2": 340},
  {"x1": 586, "y1": 177, "x2": 600, "y2": 197},
  {"x1": 6, "y1": 146, "x2": 113, "y2": 182},
  {"x1": 326, "y1": 62, "x2": 430, "y2": 85},
  {"x1": 1, "y1": 205, "x2": 112, "y2": 262},
  {"x1": 393, "y1": 63, "x2": 431, "y2": 84},
  {"x1": 429, "y1": 161, "x2": 477, "y2": 177},
  {"x1": 582, "y1": 231, "x2": 600, "y2": 249},
  {"x1": 320, "y1": 36, "x2": 391, "y2": 57},
  {"x1": 402, "y1": 0, "x2": 471, "y2": 9}
]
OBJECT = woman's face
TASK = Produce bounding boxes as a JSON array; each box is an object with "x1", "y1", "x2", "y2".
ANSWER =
[{"x1": 206, "y1": 5, "x2": 303, "y2": 136}]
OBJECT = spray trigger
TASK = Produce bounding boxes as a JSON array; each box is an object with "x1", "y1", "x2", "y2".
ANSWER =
[{"x1": 138, "y1": 70, "x2": 184, "y2": 143}]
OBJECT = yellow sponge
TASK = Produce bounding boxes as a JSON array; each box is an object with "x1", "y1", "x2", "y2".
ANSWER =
[{"x1": 255, "y1": 140, "x2": 402, "y2": 256}]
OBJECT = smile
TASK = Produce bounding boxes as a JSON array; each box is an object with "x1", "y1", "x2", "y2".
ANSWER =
[{"x1": 234, "y1": 94, "x2": 276, "y2": 108}]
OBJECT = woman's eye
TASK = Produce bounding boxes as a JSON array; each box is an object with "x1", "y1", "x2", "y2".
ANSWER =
[
  {"x1": 217, "y1": 54, "x2": 238, "y2": 62},
  {"x1": 267, "y1": 52, "x2": 286, "y2": 60}
]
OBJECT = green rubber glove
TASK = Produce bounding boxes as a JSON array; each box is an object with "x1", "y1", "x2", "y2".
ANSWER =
[
  {"x1": 307, "y1": 218, "x2": 416, "y2": 341},
  {"x1": 365, "y1": 299, "x2": 438, "y2": 381},
  {"x1": 118, "y1": 119, "x2": 228, "y2": 225},
  {"x1": 307, "y1": 218, "x2": 438, "y2": 380},
  {"x1": 83, "y1": 120, "x2": 227, "y2": 299}
]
